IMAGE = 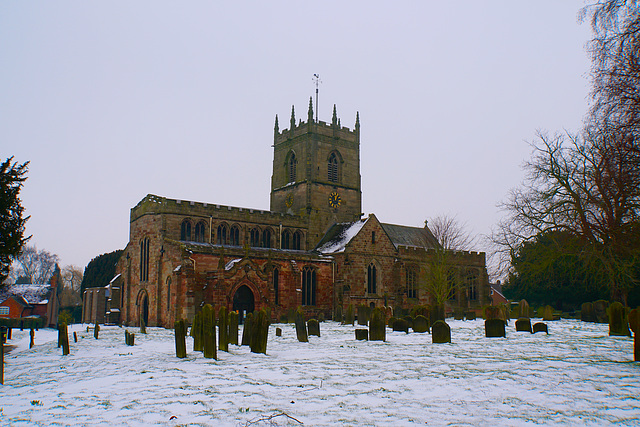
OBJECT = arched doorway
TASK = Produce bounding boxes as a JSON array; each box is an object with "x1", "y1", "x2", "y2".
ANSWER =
[
  {"x1": 233, "y1": 285, "x2": 254, "y2": 324},
  {"x1": 140, "y1": 294, "x2": 149, "y2": 327}
]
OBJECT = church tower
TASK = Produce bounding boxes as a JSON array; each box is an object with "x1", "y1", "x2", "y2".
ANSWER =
[{"x1": 270, "y1": 98, "x2": 362, "y2": 247}]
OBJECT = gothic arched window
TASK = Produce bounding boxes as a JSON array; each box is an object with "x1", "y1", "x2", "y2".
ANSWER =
[
  {"x1": 230, "y1": 225, "x2": 240, "y2": 246},
  {"x1": 139, "y1": 237, "x2": 150, "y2": 282},
  {"x1": 467, "y1": 270, "x2": 478, "y2": 301},
  {"x1": 302, "y1": 266, "x2": 316, "y2": 306},
  {"x1": 250, "y1": 228, "x2": 261, "y2": 247},
  {"x1": 282, "y1": 230, "x2": 291, "y2": 250},
  {"x1": 195, "y1": 221, "x2": 206, "y2": 243},
  {"x1": 367, "y1": 263, "x2": 377, "y2": 295},
  {"x1": 406, "y1": 266, "x2": 418, "y2": 299},
  {"x1": 273, "y1": 268, "x2": 279, "y2": 306},
  {"x1": 328, "y1": 152, "x2": 338, "y2": 183},
  {"x1": 288, "y1": 152, "x2": 297, "y2": 183},
  {"x1": 180, "y1": 220, "x2": 191, "y2": 241},
  {"x1": 217, "y1": 224, "x2": 228, "y2": 245},
  {"x1": 293, "y1": 231, "x2": 302, "y2": 250}
]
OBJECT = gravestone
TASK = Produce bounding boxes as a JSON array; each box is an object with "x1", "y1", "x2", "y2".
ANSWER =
[
  {"x1": 275, "y1": 327, "x2": 282, "y2": 337},
  {"x1": 518, "y1": 300, "x2": 530, "y2": 319},
  {"x1": 307, "y1": 319, "x2": 320, "y2": 337},
  {"x1": 174, "y1": 319, "x2": 187, "y2": 358},
  {"x1": 250, "y1": 309, "x2": 269, "y2": 354},
  {"x1": 392, "y1": 318, "x2": 409, "y2": 333},
  {"x1": 515, "y1": 318, "x2": 532, "y2": 333},
  {"x1": 465, "y1": 311, "x2": 476, "y2": 321},
  {"x1": 432, "y1": 320, "x2": 451, "y2": 344},
  {"x1": 581, "y1": 302, "x2": 596, "y2": 322},
  {"x1": 608, "y1": 302, "x2": 631, "y2": 337},
  {"x1": 594, "y1": 300, "x2": 609, "y2": 323},
  {"x1": 532, "y1": 322, "x2": 548, "y2": 334},
  {"x1": 485, "y1": 319, "x2": 505, "y2": 338},
  {"x1": 412, "y1": 315, "x2": 430, "y2": 333},
  {"x1": 228, "y1": 311, "x2": 239, "y2": 345},
  {"x1": 369, "y1": 307, "x2": 386, "y2": 341},
  {"x1": 344, "y1": 304, "x2": 355, "y2": 326},
  {"x1": 355, "y1": 329, "x2": 368, "y2": 341},
  {"x1": 241, "y1": 312, "x2": 253, "y2": 346},
  {"x1": 628, "y1": 308, "x2": 640, "y2": 361},
  {"x1": 295, "y1": 307, "x2": 308, "y2": 343},
  {"x1": 202, "y1": 304, "x2": 217, "y2": 360},
  {"x1": 335, "y1": 305, "x2": 343, "y2": 323},
  {"x1": 542, "y1": 306, "x2": 554, "y2": 322}
]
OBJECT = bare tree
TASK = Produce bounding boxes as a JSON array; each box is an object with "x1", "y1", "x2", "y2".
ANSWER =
[
  {"x1": 14, "y1": 245, "x2": 60, "y2": 284},
  {"x1": 423, "y1": 215, "x2": 476, "y2": 320},
  {"x1": 62, "y1": 265, "x2": 83, "y2": 291}
]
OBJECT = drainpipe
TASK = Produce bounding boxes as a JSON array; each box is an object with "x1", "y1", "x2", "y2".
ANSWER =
[{"x1": 209, "y1": 216, "x2": 212, "y2": 244}]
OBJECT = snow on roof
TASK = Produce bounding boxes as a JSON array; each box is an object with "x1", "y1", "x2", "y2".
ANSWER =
[
  {"x1": 0, "y1": 284, "x2": 51, "y2": 305},
  {"x1": 315, "y1": 218, "x2": 367, "y2": 254},
  {"x1": 109, "y1": 274, "x2": 121, "y2": 284},
  {"x1": 225, "y1": 258, "x2": 242, "y2": 271}
]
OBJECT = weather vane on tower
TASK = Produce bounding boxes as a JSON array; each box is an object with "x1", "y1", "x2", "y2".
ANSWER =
[{"x1": 312, "y1": 74, "x2": 322, "y2": 122}]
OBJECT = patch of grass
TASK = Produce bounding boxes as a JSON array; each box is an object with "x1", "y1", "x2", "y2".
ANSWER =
[{"x1": 30, "y1": 400, "x2": 43, "y2": 406}]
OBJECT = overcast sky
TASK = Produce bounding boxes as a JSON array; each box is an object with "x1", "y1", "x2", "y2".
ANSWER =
[{"x1": 0, "y1": 1, "x2": 593, "y2": 275}]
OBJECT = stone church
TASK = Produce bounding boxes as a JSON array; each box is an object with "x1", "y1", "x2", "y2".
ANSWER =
[{"x1": 112, "y1": 99, "x2": 489, "y2": 327}]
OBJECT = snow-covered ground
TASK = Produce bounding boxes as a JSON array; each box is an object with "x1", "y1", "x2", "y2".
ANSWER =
[{"x1": 1, "y1": 319, "x2": 638, "y2": 426}]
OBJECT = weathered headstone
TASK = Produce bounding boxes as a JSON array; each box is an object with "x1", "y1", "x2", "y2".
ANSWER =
[
  {"x1": 403, "y1": 315, "x2": 414, "y2": 329},
  {"x1": 94, "y1": 323, "x2": 100, "y2": 339},
  {"x1": 542, "y1": 305, "x2": 554, "y2": 322},
  {"x1": 581, "y1": 302, "x2": 596, "y2": 322},
  {"x1": 515, "y1": 318, "x2": 532, "y2": 333},
  {"x1": 432, "y1": 320, "x2": 451, "y2": 343},
  {"x1": 335, "y1": 305, "x2": 343, "y2": 323},
  {"x1": 387, "y1": 316, "x2": 397, "y2": 328},
  {"x1": 608, "y1": 301, "x2": 631, "y2": 337},
  {"x1": 628, "y1": 308, "x2": 640, "y2": 361},
  {"x1": 250, "y1": 309, "x2": 269, "y2": 354},
  {"x1": 344, "y1": 304, "x2": 355, "y2": 326},
  {"x1": 392, "y1": 318, "x2": 409, "y2": 333},
  {"x1": 357, "y1": 304, "x2": 370, "y2": 326},
  {"x1": 307, "y1": 319, "x2": 320, "y2": 337},
  {"x1": 594, "y1": 300, "x2": 609, "y2": 323},
  {"x1": 369, "y1": 307, "x2": 386, "y2": 341},
  {"x1": 532, "y1": 322, "x2": 548, "y2": 334},
  {"x1": 412, "y1": 315, "x2": 429, "y2": 333},
  {"x1": 192, "y1": 311, "x2": 203, "y2": 352},
  {"x1": 294, "y1": 307, "x2": 308, "y2": 343},
  {"x1": 202, "y1": 304, "x2": 217, "y2": 360},
  {"x1": 355, "y1": 329, "x2": 368, "y2": 340},
  {"x1": 431, "y1": 304, "x2": 445, "y2": 324},
  {"x1": 287, "y1": 307, "x2": 296, "y2": 323},
  {"x1": 228, "y1": 311, "x2": 239, "y2": 345},
  {"x1": 140, "y1": 317, "x2": 146, "y2": 334},
  {"x1": 465, "y1": 311, "x2": 476, "y2": 321},
  {"x1": 60, "y1": 324, "x2": 70, "y2": 356},
  {"x1": 174, "y1": 319, "x2": 187, "y2": 358},
  {"x1": 518, "y1": 300, "x2": 530, "y2": 319},
  {"x1": 218, "y1": 306, "x2": 229, "y2": 352},
  {"x1": 454, "y1": 311, "x2": 464, "y2": 321},
  {"x1": 485, "y1": 319, "x2": 505, "y2": 338}
]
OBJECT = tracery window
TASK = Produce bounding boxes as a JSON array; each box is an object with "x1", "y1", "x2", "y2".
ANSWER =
[
  {"x1": 467, "y1": 270, "x2": 478, "y2": 301},
  {"x1": 180, "y1": 220, "x2": 191, "y2": 241},
  {"x1": 250, "y1": 228, "x2": 261, "y2": 247},
  {"x1": 195, "y1": 221, "x2": 206, "y2": 243},
  {"x1": 217, "y1": 224, "x2": 228, "y2": 245},
  {"x1": 262, "y1": 229, "x2": 272, "y2": 248},
  {"x1": 139, "y1": 237, "x2": 150, "y2": 282},
  {"x1": 230, "y1": 225, "x2": 240, "y2": 246},
  {"x1": 302, "y1": 266, "x2": 316, "y2": 306},
  {"x1": 367, "y1": 263, "x2": 377, "y2": 294},
  {"x1": 328, "y1": 152, "x2": 338, "y2": 183},
  {"x1": 282, "y1": 230, "x2": 291, "y2": 249},
  {"x1": 292, "y1": 231, "x2": 302, "y2": 250},
  {"x1": 406, "y1": 266, "x2": 418, "y2": 299},
  {"x1": 288, "y1": 152, "x2": 297, "y2": 183}
]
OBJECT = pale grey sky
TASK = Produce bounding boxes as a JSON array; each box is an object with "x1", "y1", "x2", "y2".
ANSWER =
[{"x1": 0, "y1": 1, "x2": 592, "y2": 274}]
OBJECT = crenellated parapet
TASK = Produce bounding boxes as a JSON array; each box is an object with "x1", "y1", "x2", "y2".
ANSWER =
[{"x1": 396, "y1": 245, "x2": 486, "y2": 266}]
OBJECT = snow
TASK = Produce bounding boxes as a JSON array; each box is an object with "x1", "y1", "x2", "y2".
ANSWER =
[
  {"x1": 225, "y1": 258, "x2": 243, "y2": 271},
  {"x1": 1, "y1": 319, "x2": 639, "y2": 426},
  {"x1": 316, "y1": 219, "x2": 367, "y2": 254}
]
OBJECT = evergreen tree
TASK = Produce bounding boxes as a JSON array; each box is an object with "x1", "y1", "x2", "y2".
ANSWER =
[
  {"x1": 81, "y1": 250, "x2": 123, "y2": 293},
  {"x1": 0, "y1": 157, "x2": 29, "y2": 285}
]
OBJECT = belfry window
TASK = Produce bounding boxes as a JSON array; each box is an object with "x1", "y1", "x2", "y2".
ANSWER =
[
  {"x1": 250, "y1": 228, "x2": 260, "y2": 247},
  {"x1": 217, "y1": 224, "x2": 228, "y2": 245},
  {"x1": 367, "y1": 263, "x2": 377, "y2": 294},
  {"x1": 328, "y1": 152, "x2": 338, "y2": 183},
  {"x1": 302, "y1": 266, "x2": 316, "y2": 306},
  {"x1": 293, "y1": 231, "x2": 302, "y2": 250},
  {"x1": 139, "y1": 237, "x2": 150, "y2": 282},
  {"x1": 288, "y1": 153, "x2": 297, "y2": 183},
  {"x1": 230, "y1": 225, "x2": 240, "y2": 246},
  {"x1": 263, "y1": 229, "x2": 272, "y2": 248},
  {"x1": 195, "y1": 222, "x2": 206, "y2": 243},
  {"x1": 180, "y1": 220, "x2": 191, "y2": 241},
  {"x1": 282, "y1": 230, "x2": 291, "y2": 249}
]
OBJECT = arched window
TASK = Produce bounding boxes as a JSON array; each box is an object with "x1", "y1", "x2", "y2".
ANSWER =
[
  {"x1": 406, "y1": 266, "x2": 418, "y2": 299},
  {"x1": 217, "y1": 224, "x2": 228, "y2": 245},
  {"x1": 195, "y1": 222, "x2": 206, "y2": 243},
  {"x1": 367, "y1": 263, "x2": 377, "y2": 294},
  {"x1": 288, "y1": 152, "x2": 297, "y2": 183},
  {"x1": 166, "y1": 276, "x2": 172, "y2": 311},
  {"x1": 467, "y1": 270, "x2": 478, "y2": 301},
  {"x1": 292, "y1": 231, "x2": 302, "y2": 250},
  {"x1": 328, "y1": 152, "x2": 338, "y2": 183},
  {"x1": 250, "y1": 228, "x2": 261, "y2": 247},
  {"x1": 230, "y1": 225, "x2": 240, "y2": 246},
  {"x1": 262, "y1": 229, "x2": 272, "y2": 248},
  {"x1": 139, "y1": 237, "x2": 150, "y2": 282},
  {"x1": 282, "y1": 230, "x2": 291, "y2": 250},
  {"x1": 180, "y1": 220, "x2": 191, "y2": 241},
  {"x1": 302, "y1": 266, "x2": 316, "y2": 306},
  {"x1": 273, "y1": 268, "x2": 279, "y2": 306}
]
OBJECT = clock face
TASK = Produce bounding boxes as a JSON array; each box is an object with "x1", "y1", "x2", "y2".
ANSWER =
[
  {"x1": 285, "y1": 193, "x2": 294, "y2": 208},
  {"x1": 328, "y1": 192, "x2": 342, "y2": 208}
]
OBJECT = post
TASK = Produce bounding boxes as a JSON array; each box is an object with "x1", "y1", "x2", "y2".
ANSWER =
[{"x1": 30, "y1": 328, "x2": 35, "y2": 349}]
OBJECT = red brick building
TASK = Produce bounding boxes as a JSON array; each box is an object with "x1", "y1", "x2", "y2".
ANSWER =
[
  {"x1": 0, "y1": 280, "x2": 60, "y2": 327},
  {"x1": 112, "y1": 100, "x2": 490, "y2": 327}
]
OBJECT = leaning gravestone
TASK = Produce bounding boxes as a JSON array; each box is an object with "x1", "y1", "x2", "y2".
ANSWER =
[
  {"x1": 608, "y1": 301, "x2": 631, "y2": 337},
  {"x1": 532, "y1": 322, "x2": 548, "y2": 334},
  {"x1": 295, "y1": 307, "x2": 308, "y2": 343},
  {"x1": 594, "y1": 300, "x2": 609, "y2": 323},
  {"x1": 581, "y1": 302, "x2": 596, "y2": 322},
  {"x1": 432, "y1": 320, "x2": 451, "y2": 343},
  {"x1": 307, "y1": 319, "x2": 320, "y2": 337},
  {"x1": 515, "y1": 318, "x2": 532, "y2": 333},
  {"x1": 369, "y1": 307, "x2": 386, "y2": 341},
  {"x1": 485, "y1": 318, "x2": 505, "y2": 338},
  {"x1": 628, "y1": 308, "x2": 640, "y2": 361},
  {"x1": 412, "y1": 315, "x2": 430, "y2": 333}
]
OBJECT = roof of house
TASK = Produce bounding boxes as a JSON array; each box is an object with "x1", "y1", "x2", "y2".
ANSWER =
[
  {"x1": 380, "y1": 223, "x2": 440, "y2": 249},
  {"x1": 315, "y1": 218, "x2": 367, "y2": 254},
  {"x1": 0, "y1": 295, "x2": 32, "y2": 307},
  {"x1": 0, "y1": 284, "x2": 51, "y2": 305}
]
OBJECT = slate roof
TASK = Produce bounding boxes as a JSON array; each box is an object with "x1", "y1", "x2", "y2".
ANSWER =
[
  {"x1": 0, "y1": 284, "x2": 51, "y2": 305},
  {"x1": 380, "y1": 223, "x2": 440, "y2": 249},
  {"x1": 315, "y1": 219, "x2": 367, "y2": 254}
]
